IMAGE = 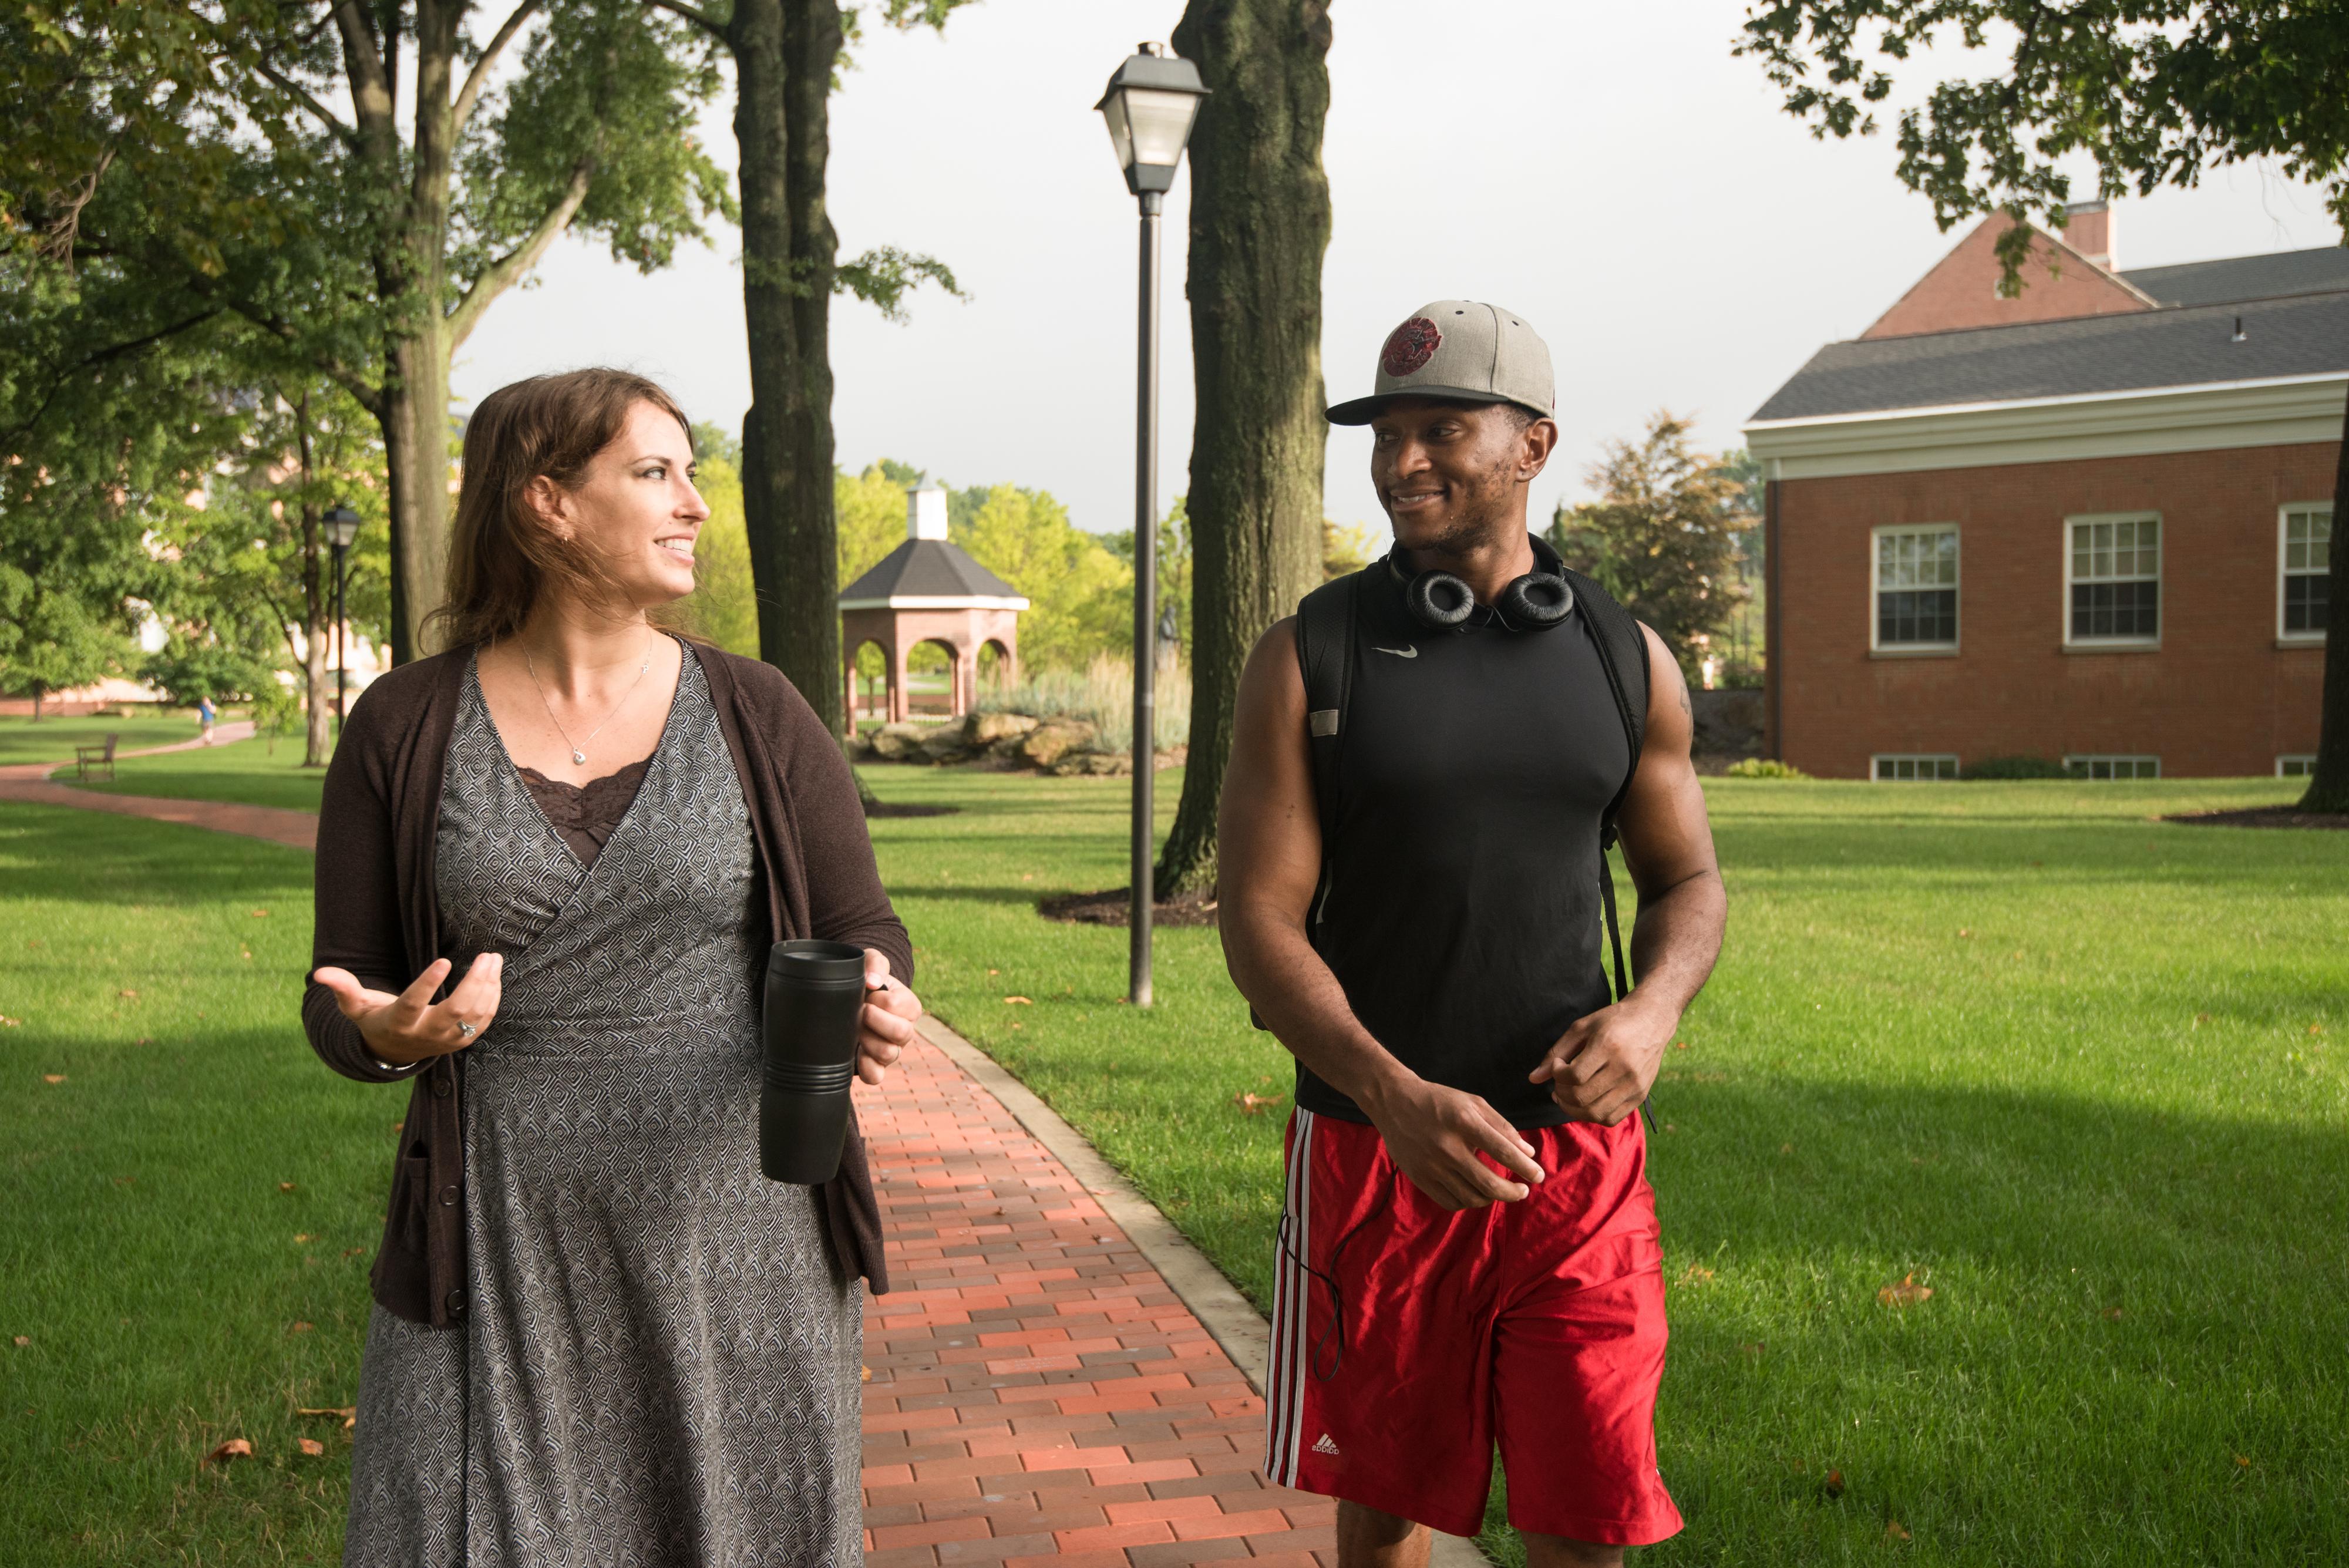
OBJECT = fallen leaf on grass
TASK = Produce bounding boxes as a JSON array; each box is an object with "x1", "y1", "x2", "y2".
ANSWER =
[
  {"x1": 114, "y1": 1176, "x2": 134, "y2": 1186},
  {"x1": 117, "y1": 989, "x2": 139, "y2": 1000},
  {"x1": 1671, "y1": 1039, "x2": 1689, "y2": 1051},
  {"x1": 1823, "y1": 1469, "x2": 1845, "y2": 1498},
  {"x1": 297, "y1": 1405, "x2": 356, "y2": 1430},
  {"x1": 1878, "y1": 1274, "x2": 1933, "y2": 1307},
  {"x1": 1779, "y1": 1142, "x2": 1795, "y2": 1154},
  {"x1": 11, "y1": 1337, "x2": 28, "y2": 1348},
  {"x1": 250, "y1": 909, "x2": 270, "y2": 918},
  {"x1": 290, "y1": 1321, "x2": 314, "y2": 1334},
  {"x1": 294, "y1": 1233, "x2": 314, "y2": 1243},
  {"x1": 42, "y1": 1074, "x2": 64, "y2": 1084},
  {"x1": 201, "y1": 1439, "x2": 253, "y2": 1467},
  {"x1": 1677, "y1": 1264, "x2": 1715, "y2": 1287},
  {"x1": 1232, "y1": 1090, "x2": 1285, "y2": 1114},
  {"x1": 298, "y1": 1438, "x2": 325, "y2": 1456},
  {"x1": 987, "y1": 968, "x2": 999, "y2": 976},
  {"x1": 25, "y1": 940, "x2": 42, "y2": 949},
  {"x1": 1956, "y1": 928, "x2": 1973, "y2": 938},
  {"x1": 1003, "y1": 996, "x2": 1032, "y2": 1005},
  {"x1": 2309, "y1": 1024, "x2": 2327, "y2": 1037},
  {"x1": 2194, "y1": 1012, "x2": 2213, "y2": 1027},
  {"x1": 2234, "y1": 1454, "x2": 2252, "y2": 1469},
  {"x1": 1884, "y1": 1519, "x2": 1911, "y2": 1541},
  {"x1": 2103, "y1": 1306, "x2": 2125, "y2": 1321},
  {"x1": 1740, "y1": 1342, "x2": 1765, "y2": 1357},
  {"x1": 343, "y1": 1247, "x2": 366, "y2": 1259}
]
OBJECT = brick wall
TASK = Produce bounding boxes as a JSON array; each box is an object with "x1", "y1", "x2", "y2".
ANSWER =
[
  {"x1": 1769, "y1": 443, "x2": 2335, "y2": 778},
  {"x1": 1862, "y1": 216, "x2": 2149, "y2": 339}
]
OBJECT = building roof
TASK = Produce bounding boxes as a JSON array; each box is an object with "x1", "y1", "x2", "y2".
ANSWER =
[
  {"x1": 838, "y1": 538, "x2": 1028, "y2": 608},
  {"x1": 1749, "y1": 289, "x2": 2349, "y2": 424},
  {"x1": 2119, "y1": 246, "x2": 2349, "y2": 307}
]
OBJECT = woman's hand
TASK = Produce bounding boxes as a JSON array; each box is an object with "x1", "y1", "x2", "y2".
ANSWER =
[
  {"x1": 856, "y1": 949, "x2": 923, "y2": 1086},
  {"x1": 312, "y1": 954, "x2": 505, "y2": 1069}
]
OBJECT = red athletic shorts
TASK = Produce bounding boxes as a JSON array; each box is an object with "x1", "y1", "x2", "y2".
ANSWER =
[{"x1": 1261, "y1": 1108, "x2": 1681, "y2": 1546}]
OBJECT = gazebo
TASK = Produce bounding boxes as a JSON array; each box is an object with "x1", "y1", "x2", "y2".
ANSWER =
[{"x1": 839, "y1": 487, "x2": 1029, "y2": 723}]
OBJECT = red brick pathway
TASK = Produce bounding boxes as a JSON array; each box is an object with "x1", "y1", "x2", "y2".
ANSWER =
[
  {"x1": 857, "y1": 1031, "x2": 1337, "y2": 1568},
  {"x1": 0, "y1": 721, "x2": 318, "y2": 851}
]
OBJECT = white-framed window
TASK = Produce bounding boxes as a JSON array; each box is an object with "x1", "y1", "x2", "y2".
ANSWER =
[
  {"x1": 2065, "y1": 513, "x2": 2160, "y2": 645},
  {"x1": 2065, "y1": 755, "x2": 2160, "y2": 780},
  {"x1": 1873, "y1": 753, "x2": 1960, "y2": 781},
  {"x1": 2280, "y1": 503, "x2": 2331, "y2": 641},
  {"x1": 1872, "y1": 524, "x2": 1959, "y2": 650},
  {"x1": 2278, "y1": 755, "x2": 2317, "y2": 778}
]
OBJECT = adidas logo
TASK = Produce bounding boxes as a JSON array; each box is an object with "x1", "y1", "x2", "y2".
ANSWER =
[{"x1": 1313, "y1": 1434, "x2": 1341, "y2": 1456}]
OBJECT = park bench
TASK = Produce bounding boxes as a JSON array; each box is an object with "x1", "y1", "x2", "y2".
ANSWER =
[{"x1": 75, "y1": 732, "x2": 119, "y2": 782}]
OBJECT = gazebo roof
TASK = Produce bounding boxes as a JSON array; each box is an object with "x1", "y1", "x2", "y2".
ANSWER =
[{"x1": 838, "y1": 538, "x2": 1029, "y2": 611}]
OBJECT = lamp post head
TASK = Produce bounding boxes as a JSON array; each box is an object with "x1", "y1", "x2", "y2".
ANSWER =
[
  {"x1": 322, "y1": 504, "x2": 362, "y2": 550},
  {"x1": 1096, "y1": 43, "x2": 1207, "y2": 200}
]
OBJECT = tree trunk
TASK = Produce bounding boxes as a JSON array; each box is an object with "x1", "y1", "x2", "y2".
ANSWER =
[
  {"x1": 1156, "y1": 0, "x2": 1333, "y2": 896},
  {"x1": 295, "y1": 396, "x2": 332, "y2": 768},
  {"x1": 381, "y1": 331, "x2": 453, "y2": 662},
  {"x1": 731, "y1": 0, "x2": 846, "y2": 736},
  {"x1": 2300, "y1": 391, "x2": 2349, "y2": 812}
]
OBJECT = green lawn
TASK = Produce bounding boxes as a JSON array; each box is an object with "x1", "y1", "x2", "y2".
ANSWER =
[
  {"x1": 0, "y1": 712, "x2": 210, "y2": 768},
  {"x1": 4, "y1": 768, "x2": 2344, "y2": 1565},
  {"x1": 62, "y1": 733, "x2": 332, "y2": 812}
]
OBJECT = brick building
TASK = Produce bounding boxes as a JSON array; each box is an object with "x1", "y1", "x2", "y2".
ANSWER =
[{"x1": 1745, "y1": 205, "x2": 2345, "y2": 779}]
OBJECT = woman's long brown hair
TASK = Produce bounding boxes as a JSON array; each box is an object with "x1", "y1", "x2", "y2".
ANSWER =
[{"x1": 428, "y1": 368, "x2": 696, "y2": 652}]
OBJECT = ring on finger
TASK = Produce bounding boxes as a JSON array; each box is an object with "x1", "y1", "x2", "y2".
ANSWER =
[{"x1": 455, "y1": 1019, "x2": 477, "y2": 1039}]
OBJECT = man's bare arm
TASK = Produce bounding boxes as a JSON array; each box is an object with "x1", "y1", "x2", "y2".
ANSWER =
[
  {"x1": 1217, "y1": 619, "x2": 1544, "y2": 1210},
  {"x1": 1531, "y1": 626, "x2": 1727, "y2": 1123}
]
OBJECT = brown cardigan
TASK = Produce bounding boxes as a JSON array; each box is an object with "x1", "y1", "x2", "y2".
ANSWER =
[{"x1": 302, "y1": 642, "x2": 911, "y2": 1327}]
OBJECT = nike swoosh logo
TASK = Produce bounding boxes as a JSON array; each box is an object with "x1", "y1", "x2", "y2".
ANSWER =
[{"x1": 1373, "y1": 645, "x2": 1418, "y2": 659}]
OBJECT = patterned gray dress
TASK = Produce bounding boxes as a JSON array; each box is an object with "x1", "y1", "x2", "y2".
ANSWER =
[{"x1": 344, "y1": 645, "x2": 862, "y2": 1568}]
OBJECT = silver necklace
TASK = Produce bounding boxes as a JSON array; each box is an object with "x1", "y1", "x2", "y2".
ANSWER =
[{"x1": 523, "y1": 630, "x2": 656, "y2": 766}]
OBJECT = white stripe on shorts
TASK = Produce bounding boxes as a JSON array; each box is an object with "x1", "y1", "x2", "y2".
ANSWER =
[{"x1": 1263, "y1": 1108, "x2": 1316, "y2": 1486}]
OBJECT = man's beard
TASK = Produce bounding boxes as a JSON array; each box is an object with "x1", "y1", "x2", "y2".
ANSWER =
[{"x1": 1391, "y1": 464, "x2": 1520, "y2": 560}]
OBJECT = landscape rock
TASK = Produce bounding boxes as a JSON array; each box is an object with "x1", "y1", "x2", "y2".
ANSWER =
[
  {"x1": 1017, "y1": 721, "x2": 1096, "y2": 768},
  {"x1": 868, "y1": 723, "x2": 929, "y2": 761},
  {"x1": 964, "y1": 711, "x2": 1039, "y2": 745},
  {"x1": 920, "y1": 726, "x2": 976, "y2": 762},
  {"x1": 843, "y1": 729, "x2": 876, "y2": 760},
  {"x1": 1051, "y1": 751, "x2": 1131, "y2": 777}
]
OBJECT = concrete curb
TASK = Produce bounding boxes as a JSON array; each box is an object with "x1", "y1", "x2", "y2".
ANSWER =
[{"x1": 917, "y1": 1012, "x2": 1493, "y2": 1568}]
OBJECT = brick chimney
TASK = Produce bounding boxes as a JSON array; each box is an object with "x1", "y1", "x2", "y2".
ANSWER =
[{"x1": 2060, "y1": 201, "x2": 2115, "y2": 271}]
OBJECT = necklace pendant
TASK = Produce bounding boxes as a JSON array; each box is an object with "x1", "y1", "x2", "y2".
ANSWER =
[{"x1": 571, "y1": 749, "x2": 587, "y2": 765}]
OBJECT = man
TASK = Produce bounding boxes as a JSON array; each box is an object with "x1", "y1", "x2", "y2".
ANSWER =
[{"x1": 1217, "y1": 302, "x2": 1726, "y2": 1567}]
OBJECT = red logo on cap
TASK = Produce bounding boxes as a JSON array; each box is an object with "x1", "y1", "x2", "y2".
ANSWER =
[{"x1": 1381, "y1": 317, "x2": 1442, "y2": 378}]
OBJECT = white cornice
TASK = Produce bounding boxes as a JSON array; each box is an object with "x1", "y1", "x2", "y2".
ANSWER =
[
  {"x1": 837, "y1": 594, "x2": 1031, "y2": 612},
  {"x1": 1746, "y1": 373, "x2": 2347, "y2": 481}
]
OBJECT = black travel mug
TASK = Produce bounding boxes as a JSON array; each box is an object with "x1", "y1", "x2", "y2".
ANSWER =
[{"x1": 759, "y1": 939, "x2": 868, "y2": 1185}]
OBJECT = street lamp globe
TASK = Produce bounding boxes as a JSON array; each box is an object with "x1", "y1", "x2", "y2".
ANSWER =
[
  {"x1": 322, "y1": 504, "x2": 362, "y2": 550},
  {"x1": 1095, "y1": 43, "x2": 1207, "y2": 198}
]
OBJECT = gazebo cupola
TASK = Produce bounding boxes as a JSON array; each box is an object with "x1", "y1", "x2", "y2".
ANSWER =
[{"x1": 839, "y1": 487, "x2": 1029, "y2": 722}]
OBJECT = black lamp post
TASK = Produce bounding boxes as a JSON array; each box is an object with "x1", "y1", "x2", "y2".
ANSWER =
[
  {"x1": 1097, "y1": 42, "x2": 1206, "y2": 1008},
  {"x1": 322, "y1": 505, "x2": 362, "y2": 728}
]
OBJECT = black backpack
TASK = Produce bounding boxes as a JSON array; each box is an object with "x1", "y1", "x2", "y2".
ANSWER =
[{"x1": 1292, "y1": 559, "x2": 1651, "y2": 1003}]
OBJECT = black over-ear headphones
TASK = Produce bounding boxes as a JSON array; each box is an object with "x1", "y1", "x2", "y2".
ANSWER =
[{"x1": 1394, "y1": 549, "x2": 1576, "y2": 633}]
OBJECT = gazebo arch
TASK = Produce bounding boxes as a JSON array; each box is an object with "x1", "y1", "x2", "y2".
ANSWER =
[{"x1": 838, "y1": 487, "x2": 1029, "y2": 724}]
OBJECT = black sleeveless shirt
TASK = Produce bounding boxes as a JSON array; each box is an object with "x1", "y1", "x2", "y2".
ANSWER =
[{"x1": 1298, "y1": 550, "x2": 1632, "y2": 1130}]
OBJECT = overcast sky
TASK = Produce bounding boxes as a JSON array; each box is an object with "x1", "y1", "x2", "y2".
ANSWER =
[{"x1": 452, "y1": 0, "x2": 2338, "y2": 542}]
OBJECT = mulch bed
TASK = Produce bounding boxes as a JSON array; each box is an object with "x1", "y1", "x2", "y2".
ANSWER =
[
  {"x1": 2163, "y1": 806, "x2": 2349, "y2": 831},
  {"x1": 1037, "y1": 887, "x2": 1221, "y2": 927},
  {"x1": 862, "y1": 802, "x2": 960, "y2": 819}
]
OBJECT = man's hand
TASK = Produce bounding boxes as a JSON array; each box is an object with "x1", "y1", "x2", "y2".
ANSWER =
[
  {"x1": 1529, "y1": 995, "x2": 1675, "y2": 1126},
  {"x1": 856, "y1": 949, "x2": 923, "y2": 1087},
  {"x1": 313, "y1": 954, "x2": 504, "y2": 1068},
  {"x1": 1365, "y1": 1077, "x2": 1546, "y2": 1210}
]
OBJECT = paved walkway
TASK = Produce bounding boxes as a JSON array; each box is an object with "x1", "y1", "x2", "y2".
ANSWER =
[
  {"x1": 0, "y1": 722, "x2": 317, "y2": 850},
  {"x1": 1, "y1": 752, "x2": 1485, "y2": 1568},
  {"x1": 857, "y1": 1024, "x2": 1338, "y2": 1568}
]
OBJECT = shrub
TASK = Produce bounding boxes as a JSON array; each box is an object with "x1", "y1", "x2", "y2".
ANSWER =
[
  {"x1": 1964, "y1": 755, "x2": 2069, "y2": 781},
  {"x1": 976, "y1": 655, "x2": 1190, "y2": 754},
  {"x1": 1724, "y1": 758, "x2": 1808, "y2": 779}
]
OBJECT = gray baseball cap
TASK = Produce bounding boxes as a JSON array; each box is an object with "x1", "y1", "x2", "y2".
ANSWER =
[{"x1": 1325, "y1": 300, "x2": 1556, "y2": 426}]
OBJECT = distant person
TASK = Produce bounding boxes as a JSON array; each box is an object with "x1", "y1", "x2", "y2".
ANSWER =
[
  {"x1": 196, "y1": 695, "x2": 216, "y2": 745},
  {"x1": 304, "y1": 368, "x2": 923, "y2": 1566},
  {"x1": 1217, "y1": 303, "x2": 1727, "y2": 1567}
]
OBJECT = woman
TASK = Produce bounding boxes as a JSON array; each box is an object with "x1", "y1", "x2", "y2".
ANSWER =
[{"x1": 304, "y1": 368, "x2": 920, "y2": 1567}]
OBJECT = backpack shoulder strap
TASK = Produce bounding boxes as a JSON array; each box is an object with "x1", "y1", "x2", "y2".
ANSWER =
[
  {"x1": 1294, "y1": 571, "x2": 1359, "y2": 872},
  {"x1": 1558, "y1": 566, "x2": 1648, "y2": 846}
]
